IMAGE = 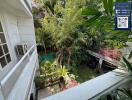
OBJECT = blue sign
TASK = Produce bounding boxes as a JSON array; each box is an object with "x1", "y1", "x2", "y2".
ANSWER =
[{"x1": 115, "y1": 2, "x2": 131, "y2": 30}]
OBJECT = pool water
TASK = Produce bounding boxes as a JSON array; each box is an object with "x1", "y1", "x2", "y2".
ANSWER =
[{"x1": 39, "y1": 52, "x2": 56, "y2": 64}]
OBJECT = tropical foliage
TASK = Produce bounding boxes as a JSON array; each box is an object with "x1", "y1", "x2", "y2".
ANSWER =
[
  {"x1": 33, "y1": 0, "x2": 132, "y2": 70},
  {"x1": 123, "y1": 54, "x2": 132, "y2": 73},
  {"x1": 33, "y1": 0, "x2": 132, "y2": 94},
  {"x1": 40, "y1": 60, "x2": 69, "y2": 79},
  {"x1": 99, "y1": 53, "x2": 132, "y2": 100},
  {"x1": 99, "y1": 88, "x2": 132, "y2": 100},
  {"x1": 82, "y1": 0, "x2": 132, "y2": 51},
  {"x1": 35, "y1": 60, "x2": 69, "y2": 88}
]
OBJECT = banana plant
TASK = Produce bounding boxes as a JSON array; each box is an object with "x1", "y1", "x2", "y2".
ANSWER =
[
  {"x1": 103, "y1": 0, "x2": 114, "y2": 15},
  {"x1": 103, "y1": 0, "x2": 129, "y2": 15},
  {"x1": 82, "y1": 7, "x2": 102, "y2": 26}
]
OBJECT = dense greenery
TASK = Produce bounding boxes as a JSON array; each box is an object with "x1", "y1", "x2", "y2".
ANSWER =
[
  {"x1": 36, "y1": 60, "x2": 69, "y2": 88},
  {"x1": 34, "y1": 0, "x2": 89, "y2": 66},
  {"x1": 82, "y1": 0, "x2": 132, "y2": 50},
  {"x1": 33, "y1": 0, "x2": 132, "y2": 85},
  {"x1": 33, "y1": 0, "x2": 132, "y2": 68}
]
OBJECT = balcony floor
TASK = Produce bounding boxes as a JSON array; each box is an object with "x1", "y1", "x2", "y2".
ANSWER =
[{"x1": 37, "y1": 84, "x2": 61, "y2": 100}]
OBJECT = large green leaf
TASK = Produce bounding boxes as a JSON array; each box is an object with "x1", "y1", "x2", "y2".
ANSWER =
[
  {"x1": 116, "y1": 0, "x2": 128, "y2": 2},
  {"x1": 108, "y1": 0, "x2": 114, "y2": 15},
  {"x1": 82, "y1": 7, "x2": 102, "y2": 16},
  {"x1": 103, "y1": 0, "x2": 114, "y2": 15},
  {"x1": 43, "y1": 0, "x2": 58, "y2": 14},
  {"x1": 82, "y1": 7, "x2": 102, "y2": 26},
  {"x1": 128, "y1": 50, "x2": 132, "y2": 59},
  {"x1": 103, "y1": 0, "x2": 109, "y2": 14},
  {"x1": 83, "y1": 15, "x2": 101, "y2": 26},
  {"x1": 123, "y1": 57, "x2": 132, "y2": 72},
  {"x1": 118, "y1": 88, "x2": 132, "y2": 99}
]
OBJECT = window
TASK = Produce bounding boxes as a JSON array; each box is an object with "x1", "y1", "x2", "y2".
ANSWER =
[{"x1": 0, "y1": 22, "x2": 11, "y2": 68}]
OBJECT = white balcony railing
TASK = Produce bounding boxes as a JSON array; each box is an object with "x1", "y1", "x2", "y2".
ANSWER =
[
  {"x1": 0, "y1": 44, "x2": 37, "y2": 100},
  {"x1": 23, "y1": 0, "x2": 32, "y2": 11},
  {"x1": 44, "y1": 69, "x2": 131, "y2": 100}
]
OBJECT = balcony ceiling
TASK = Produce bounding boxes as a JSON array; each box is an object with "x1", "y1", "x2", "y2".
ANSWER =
[{"x1": 0, "y1": 0, "x2": 32, "y2": 17}]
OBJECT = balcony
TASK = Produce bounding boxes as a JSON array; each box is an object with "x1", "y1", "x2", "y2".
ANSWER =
[
  {"x1": 23, "y1": 0, "x2": 32, "y2": 13},
  {"x1": 43, "y1": 69, "x2": 131, "y2": 100},
  {"x1": 0, "y1": 0, "x2": 32, "y2": 17},
  {"x1": 0, "y1": 44, "x2": 38, "y2": 100}
]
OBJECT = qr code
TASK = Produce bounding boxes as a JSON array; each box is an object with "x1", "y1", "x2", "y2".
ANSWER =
[{"x1": 117, "y1": 17, "x2": 128, "y2": 28}]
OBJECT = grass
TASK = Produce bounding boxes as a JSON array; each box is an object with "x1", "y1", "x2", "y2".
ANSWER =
[{"x1": 76, "y1": 65, "x2": 98, "y2": 83}]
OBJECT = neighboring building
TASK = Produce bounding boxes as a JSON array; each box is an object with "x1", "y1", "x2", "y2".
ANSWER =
[{"x1": 0, "y1": 0, "x2": 38, "y2": 100}]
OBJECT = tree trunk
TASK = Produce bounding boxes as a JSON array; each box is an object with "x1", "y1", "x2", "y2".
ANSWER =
[
  {"x1": 56, "y1": 48, "x2": 64, "y2": 66},
  {"x1": 56, "y1": 49, "x2": 61, "y2": 62},
  {"x1": 42, "y1": 40, "x2": 46, "y2": 54},
  {"x1": 67, "y1": 48, "x2": 71, "y2": 67},
  {"x1": 68, "y1": 54, "x2": 71, "y2": 67}
]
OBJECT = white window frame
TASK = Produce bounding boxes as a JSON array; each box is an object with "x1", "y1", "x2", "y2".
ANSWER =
[{"x1": 0, "y1": 16, "x2": 11, "y2": 69}]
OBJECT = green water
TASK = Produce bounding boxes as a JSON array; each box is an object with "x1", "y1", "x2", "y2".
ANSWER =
[{"x1": 39, "y1": 52, "x2": 56, "y2": 64}]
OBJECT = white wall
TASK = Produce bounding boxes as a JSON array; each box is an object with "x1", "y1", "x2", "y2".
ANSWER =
[
  {"x1": 18, "y1": 17, "x2": 36, "y2": 47},
  {"x1": 0, "y1": 1, "x2": 38, "y2": 100},
  {"x1": 0, "y1": 8, "x2": 36, "y2": 79},
  {"x1": 0, "y1": 10, "x2": 20, "y2": 79},
  {"x1": 3, "y1": 12, "x2": 21, "y2": 63},
  {"x1": 26, "y1": 0, "x2": 32, "y2": 8}
]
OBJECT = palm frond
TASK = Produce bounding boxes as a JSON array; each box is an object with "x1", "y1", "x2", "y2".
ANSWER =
[
  {"x1": 123, "y1": 57, "x2": 132, "y2": 72},
  {"x1": 108, "y1": 0, "x2": 114, "y2": 15},
  {"x1": 82, "y1": 7, "x2": 102, "y2": 16},
  {"x1": 82, "y1": 7, "x2": 102, "y2": 26},
  {"x1": 128, "y1": 50, "x2": 132, "y2": 59},
  {"x1": 103, "y1": 0, "x2": 109, "y2": 14},
  {"x1": 116, "y1": 0, "x2": 128, "y2": 2}
]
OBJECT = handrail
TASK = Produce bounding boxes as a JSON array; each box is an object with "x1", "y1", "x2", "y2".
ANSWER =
[
  {"x1": 1, "y1": 44, "x2": 35, "y2": 84},
  {"x1": 23, "y1": 0, "x2": 32, "y2": 12},
  {"x1": 87, "y1": 50, "x2": 121, "y2": 67},
  {"x1": 0, "y1": 44, "x2": 36, "y2": 99},
  {"x1": 44, "y1": 69, "x2": 130, "y2": 100}
]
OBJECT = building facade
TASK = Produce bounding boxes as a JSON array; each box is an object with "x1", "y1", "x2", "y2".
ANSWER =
[{"x1": 0, "y1": 0, "x2": 38, "y2": 100}]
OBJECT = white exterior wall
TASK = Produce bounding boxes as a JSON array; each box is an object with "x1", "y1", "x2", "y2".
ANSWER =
[
  {"x1": 26, "y1": 0, "x2": 32, "y2": 8},
  {"x1": 18, "y1": 17, "x2": 36, "y2": 46},
  {"x1": 0, "y1": 10, "x2": 20, "y2": 79},
  {"x1": 3, "y1": 12, "x2": 21, "y2": 63},
  {"x1": 0, "y1": 0, "x2": 38, "y2": 100},
  {"x1": 0, "y1": 8, "x2": 36, "y2": 72}
]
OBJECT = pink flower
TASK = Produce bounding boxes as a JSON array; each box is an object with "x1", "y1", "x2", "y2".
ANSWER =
[
  {"x1": 99, "y1": 48, "x2": 121, "y2": 60},
  {"x1": 32, "y1": 2, "x2": 38, "y2": 8},
  {"x1": 63, "y1": 79, "x2": 78, "y2": 90}
]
